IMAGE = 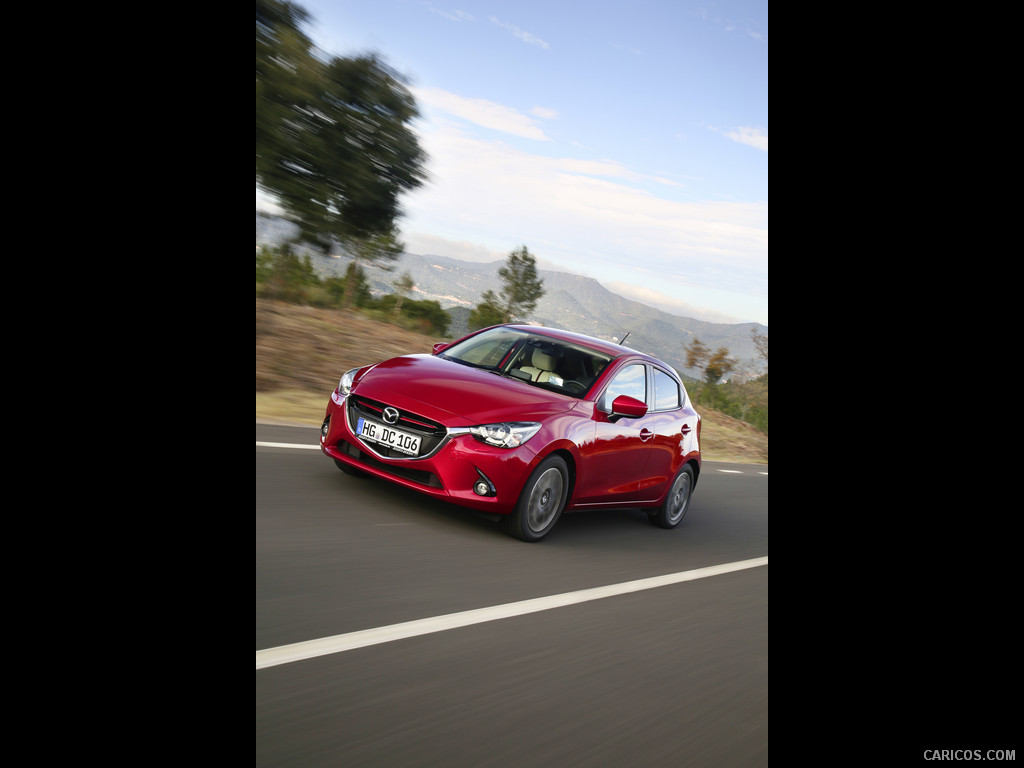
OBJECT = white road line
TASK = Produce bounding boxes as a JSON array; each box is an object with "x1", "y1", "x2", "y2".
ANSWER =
[{"x1": 256, "y1": 556, "x2": 768, "y2": 670}]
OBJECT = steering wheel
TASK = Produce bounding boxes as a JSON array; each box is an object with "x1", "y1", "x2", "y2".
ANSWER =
[{"x1": 563, "y1": 380, "x2": 587, "y2": 394}]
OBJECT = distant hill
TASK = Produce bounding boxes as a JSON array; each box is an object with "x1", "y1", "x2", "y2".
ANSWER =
[{"x1": 256, "y1": 212, "x2": 767, "y2": 379}]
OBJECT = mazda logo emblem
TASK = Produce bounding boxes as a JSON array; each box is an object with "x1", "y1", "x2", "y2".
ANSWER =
[{"x1": 382, "y1": 407, "x2": 400, "y2": 424}]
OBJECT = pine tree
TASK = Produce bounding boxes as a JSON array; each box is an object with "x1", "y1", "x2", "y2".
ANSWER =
[{"x1": 495, "y1": 246, "x2": 545, "y2": 322}]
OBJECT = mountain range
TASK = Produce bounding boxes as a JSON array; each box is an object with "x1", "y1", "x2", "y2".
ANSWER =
[{"x1": 256, "y1": 212, "x2": 767, "y2": 380}]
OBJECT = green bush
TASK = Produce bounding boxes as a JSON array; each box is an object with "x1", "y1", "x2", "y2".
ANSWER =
[
  {"x1": 256, "y1": 245, "x2": 320, "y2": 303},
  {"x1": 256, "y1": 246, "x2": 450, "y2": 336},
  {"x1": 692, "y1": 377, "x2": 768, "y2": 435}
]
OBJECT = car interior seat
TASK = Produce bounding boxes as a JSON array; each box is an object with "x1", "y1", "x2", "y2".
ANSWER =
[{"x1": 520, "y1": 349, "x2": 558, "y2": 382}]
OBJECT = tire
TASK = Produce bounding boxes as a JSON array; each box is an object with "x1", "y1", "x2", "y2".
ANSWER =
[
  {"x1": 650, "y1": 465, "x2": 694, "y2": 529},
  {"x1": 334, "y1": 458, "x2": 367, "y2": 478},
  {"x1": 503, "y1": 455, "x2": 569, "y2": 542}
]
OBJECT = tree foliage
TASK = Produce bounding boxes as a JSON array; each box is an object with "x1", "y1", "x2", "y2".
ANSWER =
[
  {"x1": 326, "y1": 263, "x2": 371, "y2": 308},
  {"x1": 693, "y1": 377, "x2": 768, "y2": 434},
  {"x1": 339, "y1": 228, "x2": 404, "y2": 308},
  {"x1": 684, "y1": 338, "x2": 709, "y2": 372},
  {"x1": 683, "y1": 334, "x2": 766, "y2": 433},
  {"x1": 469, "y1": 246, "x2": 545, "y2": 328},
  {"x1": 705, "y1": 347, "x2": 737, "y2": 384},
  {"x1": 256, "y1": 246, "x2": 448, "y2": 335},
  {"x1": 375, "y1": 294, "x2": 450, "y2": 335},
  {"x1": 751, "y1": 327, "x2": 768, "y2": 370},
  {"x1": 256, "y1": 0, "x2": 427, "y2": 254},
  {"x1": 255, "y1": 243, "x2": 319, "y2": 303},
  {"x1": 468, "y1": 291, "x2": 505, "y2": 330},
  {"x1": 684, "y1": 337, "x2": 736, "y2": 385},
  {"x1": 498, "y1": 247, "x2": 545, "y2": 320},
  {"x1": 392, "y1": 271, "x2": 415, "y2": 315},
  {"x1": 256, "y1": 0, "x2": 318, "y2": 180}
]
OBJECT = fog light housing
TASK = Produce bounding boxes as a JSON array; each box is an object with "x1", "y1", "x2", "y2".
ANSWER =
[
  {"x1": 321, "y1": 418, "x2": 330, "y2": 442},
  {"x1": 473, "y1": 469, "x2": 496, "y2": 497}
]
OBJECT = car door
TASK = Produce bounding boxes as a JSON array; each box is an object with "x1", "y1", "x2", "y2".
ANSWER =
[
  {"x1": 573, "y1": 362, "x2": 655, "y2": 506},
  {"x1": 634, "y1": 365, "x2": 700, "y2": 503}
]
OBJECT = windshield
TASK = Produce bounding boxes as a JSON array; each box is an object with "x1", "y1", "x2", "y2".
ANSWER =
[{"x1": 440, "y1": 327, "x2": 614, "y2": 398}]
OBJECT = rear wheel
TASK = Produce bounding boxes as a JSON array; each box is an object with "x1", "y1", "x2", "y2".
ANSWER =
[
  {"x1": 650, "y1": 465, "x2": 694, "y2": 529},
  {"x1": 503, "y1": 455, "x2": 569, "y2": 542}
]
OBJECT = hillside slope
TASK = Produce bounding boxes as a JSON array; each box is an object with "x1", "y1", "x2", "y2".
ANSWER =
[
  {"x1": 256, "y1": 299, "x2": 767, "y2": 464},
  {"x1": 256, "y1": 212, "x2": 767, "y2": 380}
]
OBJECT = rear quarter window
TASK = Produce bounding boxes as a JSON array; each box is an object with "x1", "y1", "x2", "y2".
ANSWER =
[{"x1": 652, "y1": 367, "x2": 681, "y2": 411}]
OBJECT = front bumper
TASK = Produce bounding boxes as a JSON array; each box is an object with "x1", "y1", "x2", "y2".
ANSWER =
[{"x1": 320, "y1": 393, "x2": 539, "y2": 514}]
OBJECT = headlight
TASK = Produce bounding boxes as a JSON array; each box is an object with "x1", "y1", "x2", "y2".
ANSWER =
[
  {"x1": 337, "y1": 368, "x2": 360, "y2": 397},
  {"x1": 469, "y1": 422, "x2": 541, "y2": 448}
]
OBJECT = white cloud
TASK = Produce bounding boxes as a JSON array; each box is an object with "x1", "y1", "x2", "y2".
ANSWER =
[
  {"x1": 549, "y1": 158, "x2": 684, "y2": 189},
  {"x1": 426, "y1": 6, "x2": 473, "y2": 23},
  {"x1": 402, "y1": 120, "x2": 768, "y2": 314},
  {"x1": 605, "y1": 282, "x2": 748, "y2": 324},
  {"x1": 553, "y1": 157, "x2": 639, "y2": 180},
  {"x1": 530, "y1": 105, "x2": 558, "y2": 120},
  {"x1": 489, "y1": 17, "x2": 550, "y2": 49},
  {"x1": 412, "y1": 86, "x2": 550, "y2": 140},
  {"x1": 402, "y1": 232, "x2": 505, "y2": 263},
  {"x1": 612, "y1": 42, "x2": 643, "y2": 56},
  {"x1": 727, "y1": 126, "x2": 768, "y2": 152}
]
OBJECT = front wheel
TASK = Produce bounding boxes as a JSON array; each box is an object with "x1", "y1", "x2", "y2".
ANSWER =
[
  {"x1": 502, "y1": 455, "x2": 569, "y2": 542},
  {"x1": 650, "y1": 465, "x2": 694, "y2": 529}
]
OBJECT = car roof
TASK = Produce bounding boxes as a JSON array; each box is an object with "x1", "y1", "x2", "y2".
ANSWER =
[{"x1": 500, "y1": 324, "x2": 662, "y2": 364}]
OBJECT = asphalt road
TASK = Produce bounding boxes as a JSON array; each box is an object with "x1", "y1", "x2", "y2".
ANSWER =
[{"x1": 256, "y1": 423, "x2": 769, "y2": 767}]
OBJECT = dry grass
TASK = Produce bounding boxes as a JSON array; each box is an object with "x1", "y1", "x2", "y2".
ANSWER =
[{"x1": 255, "y1": 299, "x2": 767, "y2": 464}]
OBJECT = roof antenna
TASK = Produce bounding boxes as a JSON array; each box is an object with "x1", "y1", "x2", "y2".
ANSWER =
[{"x1": 620, "y1": 331, "x2": 630, "y2": 345}]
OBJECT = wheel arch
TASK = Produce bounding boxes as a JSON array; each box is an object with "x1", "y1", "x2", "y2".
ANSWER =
[
  {"x1": 537, "y1": 444, "x2": 578, "y2": 501},
  {"x1": 688, "y1": 457, "x2": 701, "y2": 487}
]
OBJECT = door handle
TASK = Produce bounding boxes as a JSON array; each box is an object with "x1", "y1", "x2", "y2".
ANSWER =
[
  {"x1": 640, "y1": 428, "x2": 654, "y2": 442},
  {"x1": 680, "y1": 424, "x2": 691, "y2": 436}
]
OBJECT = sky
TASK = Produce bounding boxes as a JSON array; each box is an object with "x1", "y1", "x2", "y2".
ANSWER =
[{"x1": 257, "y1": 0, "x2": 768, "y2": 326}]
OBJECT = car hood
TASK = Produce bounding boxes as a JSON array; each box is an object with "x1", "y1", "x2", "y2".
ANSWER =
[{"x1": 352, "y1": 354, "x2": 576, "y2": 425}]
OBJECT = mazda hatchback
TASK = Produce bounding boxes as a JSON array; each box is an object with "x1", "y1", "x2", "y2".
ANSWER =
[{"x1": 320, "y1": 324, "x2": 701, "y2": 541}]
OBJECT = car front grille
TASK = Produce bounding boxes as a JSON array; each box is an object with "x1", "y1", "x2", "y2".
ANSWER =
[
  {"x1": 335, "y1": 440, "x2": 443, "y2": 487},
  {"x1": 346, "y1": 395, "x2": 449, "y2": 460}
]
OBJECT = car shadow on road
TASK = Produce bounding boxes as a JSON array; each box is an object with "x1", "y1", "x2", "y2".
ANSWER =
[{"x1": 319, "y1": 460, "x2": 697, "y2": 547}]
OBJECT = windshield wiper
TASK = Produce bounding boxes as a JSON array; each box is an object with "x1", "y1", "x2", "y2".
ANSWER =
[{"x1": 487, "y1": 368, "x2": 522, "y2": 381}]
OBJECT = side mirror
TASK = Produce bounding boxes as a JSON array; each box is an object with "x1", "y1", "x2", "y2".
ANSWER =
[
  {"x1": 610, "y1": 394, "x2": 648, "y2": 421},
  {"x1": 432, "y1": 342, "x2": 451, "y2": 355}
]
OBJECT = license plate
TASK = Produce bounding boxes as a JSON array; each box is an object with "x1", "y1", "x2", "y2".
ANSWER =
[{"x1": 356, "y1": 417, "x2": 421, "y2": 456}]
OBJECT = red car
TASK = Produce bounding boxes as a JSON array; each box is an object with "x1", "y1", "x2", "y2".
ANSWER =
[{"x1": 320, "y1": 324, "x2": 701, "y2": 541}]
